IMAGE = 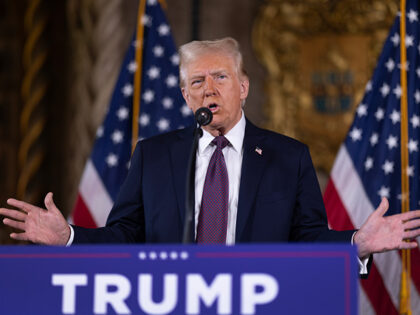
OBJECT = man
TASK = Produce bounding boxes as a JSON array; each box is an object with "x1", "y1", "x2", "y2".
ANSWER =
[{"x1": 1, "y1": 38, "x2": 420, "y2": 264}]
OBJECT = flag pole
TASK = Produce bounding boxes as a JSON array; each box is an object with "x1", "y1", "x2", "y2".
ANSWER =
[
  {"x1": 132, "y1": 0, "x2": 147, "y2": 153},
  {"x1": 399, "y1": 0, "x2": 411, "y2": 314}
]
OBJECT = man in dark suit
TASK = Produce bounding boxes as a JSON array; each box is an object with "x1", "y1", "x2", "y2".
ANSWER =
[{"x1": 1, "y1": 38, "x2": 419, "y2": 265}]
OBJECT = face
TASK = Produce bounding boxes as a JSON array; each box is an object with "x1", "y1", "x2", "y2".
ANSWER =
[{"x1": 181, "y1": 52, "x2": 249, "y2": 136}]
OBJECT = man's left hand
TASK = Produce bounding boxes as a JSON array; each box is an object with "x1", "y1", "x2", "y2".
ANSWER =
[{"x1": 354, "y1": 197, "x2": 420, "y2": 259}]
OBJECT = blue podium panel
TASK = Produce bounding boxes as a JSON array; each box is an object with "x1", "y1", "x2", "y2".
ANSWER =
[{"x1": 0, "y1": 244, "x2": 358, "y2": 315}]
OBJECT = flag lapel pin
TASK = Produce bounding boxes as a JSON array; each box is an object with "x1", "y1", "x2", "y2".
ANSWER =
[{"x1": 255, "y1": 147, "x2": 263, "y2": 156}]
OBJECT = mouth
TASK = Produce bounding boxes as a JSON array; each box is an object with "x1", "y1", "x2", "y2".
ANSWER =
[{"x1": 207, "y1": 103, "x2": 219, "y2": 113}]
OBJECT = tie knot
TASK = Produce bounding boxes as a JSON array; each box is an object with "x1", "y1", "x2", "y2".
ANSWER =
[{"x1": 212, "y1": 136, "x2": 229, "y2": 150}]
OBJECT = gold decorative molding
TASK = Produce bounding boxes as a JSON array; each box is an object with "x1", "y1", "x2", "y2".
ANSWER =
[{"x1": 252, "y1": 0, "x2": 397, "y2": 172}]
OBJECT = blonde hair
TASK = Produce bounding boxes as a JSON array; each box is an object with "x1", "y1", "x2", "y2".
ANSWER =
[{"x1": 178, "y1": 37, "x2": 248, "y2": 87}]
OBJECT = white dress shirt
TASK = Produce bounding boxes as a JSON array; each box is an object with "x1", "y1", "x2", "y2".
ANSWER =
[{"x1": 194, "y1": 111, "x2": 246, "y2": 245}]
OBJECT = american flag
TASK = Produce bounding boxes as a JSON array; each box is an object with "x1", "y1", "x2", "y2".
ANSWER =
[
  {"x1": 71, "y1": 0, "x2": 193, "y2": 228},
  {"x1": 324, "y1": 2, "x2": 420, "y2": 314}
]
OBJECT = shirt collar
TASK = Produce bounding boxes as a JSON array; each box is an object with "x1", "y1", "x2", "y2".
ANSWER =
[{"x1": 198, "y1": 111, "x2": 246, "y2": 155}]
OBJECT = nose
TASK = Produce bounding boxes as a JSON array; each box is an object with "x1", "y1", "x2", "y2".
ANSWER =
[{"x1": 204, "y1": 76, "x2": 216, "y2": 97}]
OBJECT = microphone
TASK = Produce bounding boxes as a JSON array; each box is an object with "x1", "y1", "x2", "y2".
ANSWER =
[
  {"x1": 183, "y1": 107, "x2": 213, "y2": 243},
  {"x1": 195, "y1": 107, "x2": 213, "y2": 126}
]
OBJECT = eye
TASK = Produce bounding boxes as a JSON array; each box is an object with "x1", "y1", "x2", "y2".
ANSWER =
[
  {"x1": 191, "y1": 79, "x2": 203, "y2": 87},
  {"x1": 217, "y1": 74, "x2": 227, "y2": 80}
]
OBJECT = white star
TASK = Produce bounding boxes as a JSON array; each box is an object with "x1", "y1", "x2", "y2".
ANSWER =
[
  {"x1": 111, "y1": 130, "x2": 124, "y2": 144},
  {"x1": 116, "y1": 107, "x2": 129, "y2": 120},
  {"x1": 414, "y1": 90, "x2": 420, "y2": 104},
  {"x1": 407, "y1": 165, "x2": 414, "y2": 177},
  {"x1": 153, "y1": 45, "x2": 164, "y2": 57},
  {"x1": 375, "y1": 108, "x2": 384, "y2": 121},
  {"x1": 405, "y1": 35, "x2": 414, "y2": 48},
  {"x1": 386, "y1": 135, "x2": 398, "y2": 149},
  {"x1": 122, "y1": 83, "x2": 133, "y2": 97},
  {"x1": 147, "y1": 0, "x2": 157, "y2": 6},
  {"x1": 141, "y1": 14, "x2": 152, "y2": 27},
  {"x1": 380, "y1": 83, "x2": 390, "y2": 97},
  {"x1": 106, "y1": 153, "x2": 118, "y2": 167},
  {"x1": 393, "y1": 84, "x2": 402, "y2": 98},
  {"x1": 408, "y1": 139, "x2": 418, "y2": 153},
  {"x1": 157, "y1": 24, "x2": 170, "y2": 36},
  {"x1": 180, "y1": 103, "x2": 192, "y2": 117},
  {"x1": 389, "y1": 110, "x2": 400, "y2": 124},
  {"x1": 365, "y1": 81, "x2": 372, "y2": 91},
  {"x1": 382, "y1": 160, "x2": 394, "y2": 175},
  {"x1": 96, "y1": 126, "x2": 104, "y2": 138},
  {"x1": 162, "y1": 97, "x2": 173, "y2": 109},
  {"x1": 364, "y1": 157, "x2": 374, "y2": 171},
  {"x1": 411, "y1": 114, "x2": 420, "y2": 128},
  {"x1": 349, "y1": 127, "x2": 362, "y2": 141},
  {"x1": 139, "y1": 113, "x2": 150, "y2": 126},
  {"x1": 157, "y1": 118, "x2": 170, "y2": 131},
  {"x1": 147, "y1": 66, "x2": 160, "y2": 80},
  {"x1": 407, "y1": 9, "x2": 418, "y2": 23},
  {"x1": 370, "y1": 133, "x2": 379, "y2": 146},
  {"x1": 127, "y1": 61, "x2": 137, "y2": 73},
  {"x1": 171, "y1": 54, "x2": 180, "y2": 66},
  {"x1": 378, "y1": 186, "x2": 390, "y2": 198},
  {"x1": 180, "y1": 251, "x2": 189, "y2": 259},
  {"x1": 356, "y1": 104, "x2": 367, "y2": 117},
  {"x1": 391, "y1": 33, "x2": 400, "y2": 46},
  {"x1": 166, "y1": 74, "x2": 178, "y2": 88},
  {"x1": 385, "y1": 58, "x2": 395, "y2": 72},
  {"x1": 142, "y1": 89, "x2": 155, "y2": 103}
]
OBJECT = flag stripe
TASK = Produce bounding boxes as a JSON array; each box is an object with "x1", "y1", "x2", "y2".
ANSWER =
[
  {"x1": 72, "y1": 195, "x2": 97, "y2": 228},
  {"x1": 359, "y1": 286, "x2": 375, "y2": 315},
  {"x1": 411, "y1": 246, "x2": 420, "y2": 294},
  {"x1": 79, "y1": 159, "x2": 113, "y2": 227}
]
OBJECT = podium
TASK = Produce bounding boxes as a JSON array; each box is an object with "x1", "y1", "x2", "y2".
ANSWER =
[{"x1": 0, "y1": 244, "x2": 358, "y2": 314}]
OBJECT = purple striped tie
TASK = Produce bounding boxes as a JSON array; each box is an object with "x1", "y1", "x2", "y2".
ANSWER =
[{"x1": 197, "y1": 136, "x2": 229, "y2": 244}]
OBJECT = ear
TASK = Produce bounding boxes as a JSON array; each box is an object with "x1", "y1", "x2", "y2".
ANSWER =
[
  {"x1": 181, "y1": 87, "x2": 191, "y2": 106},
  {"x1": 239, "y1": 78, "x2": 249, "y2": 100}
]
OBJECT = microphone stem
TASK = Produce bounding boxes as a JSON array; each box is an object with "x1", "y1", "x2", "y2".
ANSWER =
[{"x1": 182, "y1": 126, "x2": 203, "y2": 243}]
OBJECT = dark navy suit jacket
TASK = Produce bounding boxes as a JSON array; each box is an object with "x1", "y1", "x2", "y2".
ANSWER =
[{"x1": 73, "y1": 119, "x2": 355, "y2": 244}]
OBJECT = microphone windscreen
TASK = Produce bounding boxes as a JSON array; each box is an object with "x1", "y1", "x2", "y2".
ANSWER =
[{"x1": 195, "y1": 107, "x2": 213, "y2": 126}]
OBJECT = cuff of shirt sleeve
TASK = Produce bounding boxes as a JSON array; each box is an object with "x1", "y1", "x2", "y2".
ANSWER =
[
  {"x1": 66, "y1": 225, "x2": 74, "y2": 246},
  {"x1": 351, "y1": 231, "x2": 369, "y2": 275}
]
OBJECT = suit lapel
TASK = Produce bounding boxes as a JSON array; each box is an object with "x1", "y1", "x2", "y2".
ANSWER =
[
  {"x1": 236, "y1": 120, "x2": 268, "y2": 242},
  {"x1": 169, "y1": 126, "x2": 195, "y2": 230}
]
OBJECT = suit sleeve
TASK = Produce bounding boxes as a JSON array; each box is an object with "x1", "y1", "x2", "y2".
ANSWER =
[
  {"x1": 289, "y1": 145, "x2": 355, "y2": 243},
  {"x1": 72, "y1": 142, "x2": 145, "y2": 243}
]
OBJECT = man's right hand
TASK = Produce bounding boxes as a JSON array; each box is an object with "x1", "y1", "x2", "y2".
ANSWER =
[{"x1": 0, "y1": 192, "x2": 70, "y2": 245}]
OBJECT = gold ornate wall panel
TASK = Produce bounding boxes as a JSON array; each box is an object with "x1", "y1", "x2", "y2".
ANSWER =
[{"x1": 253, "y1": 0, "x2": 397, "y2": 172}]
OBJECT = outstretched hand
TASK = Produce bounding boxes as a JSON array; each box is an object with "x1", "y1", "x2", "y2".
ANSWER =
[
  {"x1": 0, "y1": 192, "x2": 70, "y2": 245},
  {"x1": 354, "y1": 197, "x2": 420, "y2": 259}
]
